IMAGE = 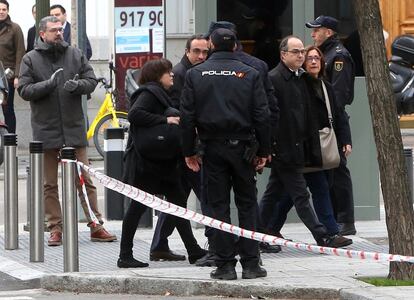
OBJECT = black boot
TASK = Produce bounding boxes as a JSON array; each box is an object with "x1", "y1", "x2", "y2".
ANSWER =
[
  {"x1": 242, "y1": 265, "x2": 267, "y2": 279},
  {"x1": 210, "y1": 263, "x2": 237, "y2": 280}
]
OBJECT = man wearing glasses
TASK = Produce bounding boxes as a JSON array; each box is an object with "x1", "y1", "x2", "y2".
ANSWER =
[
  {"x1": 149, "y1": 34, "x2": 213, "y2": 264},
  {"x1": 18, "y1": 16, "x2": 116, "y2": 247},
  {"x1": 259, "y1": 35, "x2": 349, "y2": 248},
  {"x1": 306, "y1": 15, "x2": 356, "y2": 236},
  {"x1": 169, "y1": 34, "x2": 209, "y2": 107}
]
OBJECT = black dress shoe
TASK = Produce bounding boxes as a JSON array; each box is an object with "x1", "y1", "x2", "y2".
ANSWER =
[
  {"x1": 188, "y1": 249, "x2": 208, "y2": 264},
  {"x1": 210, "y1": 264, "x2": 237, "y2": 280},
  {"x1": 339, "y1": 223, "x2": 357, "y2": 236},
  {"x1": 317, "y1": 235, "x2": 353, "y2": 248},
  {"x1": 242, "y1": 265, "x2": 267, "y2": 279},
  {"x1": 195, "y1": 252, "x2": 217, "y2": 267},
  {"x1": 150, "y1": 250, "x2": 186, "y2": 261},
  {"x1": 259, "y1": 242, "x2": 282, "y2": 253},
  {"x1": 117, "y1": 257, "x2": 149, "y2": 268}
]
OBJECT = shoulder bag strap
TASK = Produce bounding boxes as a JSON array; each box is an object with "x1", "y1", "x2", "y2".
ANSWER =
[{"x1": 321, "y1": 80, "x2": 333, "y2": 126}]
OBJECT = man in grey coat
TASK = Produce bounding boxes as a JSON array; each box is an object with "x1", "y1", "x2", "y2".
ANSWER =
[{"x1": 18, "y1": 16, "x2": 116, "y2": 246}]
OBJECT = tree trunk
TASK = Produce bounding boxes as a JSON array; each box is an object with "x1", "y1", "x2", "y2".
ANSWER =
[{"x1": 352, "y1": 0, "x2": 414, "y2": 279}]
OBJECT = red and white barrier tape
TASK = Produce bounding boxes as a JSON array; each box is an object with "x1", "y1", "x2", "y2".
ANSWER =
[
  {"x1": 75, "y1": 163, "x2": 100, "y2": 227},
  {"x1": 67, "y1": 159, "x2": 414, "y2": 264}
]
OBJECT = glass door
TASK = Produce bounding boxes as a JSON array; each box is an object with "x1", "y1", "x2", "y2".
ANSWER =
[{"x1": 216, "y1": 0, "x2": 292, "y2": 69}]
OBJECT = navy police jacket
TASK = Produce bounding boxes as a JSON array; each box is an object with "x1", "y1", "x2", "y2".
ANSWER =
[
  {"x1": 180, "y1": 51, "x2": 271, "y2": 158},
  {"x1": 320, "y1": 36, "x2": 355, "y2": 108}
]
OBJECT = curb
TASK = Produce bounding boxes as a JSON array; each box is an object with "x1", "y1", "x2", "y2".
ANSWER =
[{"x1": 41, "y1": 274, "x2": 340, "y2": 299}]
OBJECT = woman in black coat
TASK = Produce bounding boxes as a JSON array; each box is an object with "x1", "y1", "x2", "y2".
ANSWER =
[
  {"x1": 300, "y1": 46, "x2": 352, "y2": 238},
  {"x1": 118, "y1": 59, "x2": 206, "y2": 268}
]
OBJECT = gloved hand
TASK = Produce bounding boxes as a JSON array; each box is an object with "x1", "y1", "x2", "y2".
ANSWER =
[
  {"x1": 63, "y1": 74, "x2": 79, "y2": 92},
  {"x1": 49, "y1": 68, "x2": 63, "y2": 87}
]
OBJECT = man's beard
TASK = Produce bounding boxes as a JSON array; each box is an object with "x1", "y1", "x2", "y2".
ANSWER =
[{"x1": 49, "y1": 39, "x2": 65, "y2": 52}]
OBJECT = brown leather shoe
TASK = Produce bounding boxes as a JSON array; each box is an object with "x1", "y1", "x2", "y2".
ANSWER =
[
  {"x1": 48, "y1": 231, "x2": 62, "y2": 246},
  {"x1": 91, "y1": 228, "x2": 117, "y2": 242}
]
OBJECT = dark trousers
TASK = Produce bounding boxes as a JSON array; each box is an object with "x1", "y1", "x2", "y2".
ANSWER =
[
  {"x1": 258, "y1": 165, "x2": 328, "y2": 242},
  {"x1": 119, "y1": 201, "x2": 148, "y2": 259},
  {"x1": 150, "y1": 163, "x2": 215, "y2": 253},
  {"x1": 204, "y1": 141, "x2": 259, "y2": 268},
  {"x1": 2, "y1": 81, "x2": 16, "y2": 133},
  {"x1": 182, "y1": 166, "x2": 215, "y2": 240},
  {"x1": 260, "y1": 171, "x2": 339, "y2": 236},
  {"x1": 120, "y1": 175, "x2": 202, "y2": 259},
  {"x1": 330, "y1": 151, "x2": 355, "y2": 223}
]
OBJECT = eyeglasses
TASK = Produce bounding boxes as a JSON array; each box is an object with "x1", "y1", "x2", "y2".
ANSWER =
[
  {"x1": 190, "y1": 48, "x2": 209, "y2": 56},
  {"x1": 47, "y1": 27, "x2": 64, "y2": 33},
  {"x1": 285, "y1": 49, "x2": 306, "y2": 55},
  {"x1": 306, "y1": 56, "x2": 321, "y2": 62}
]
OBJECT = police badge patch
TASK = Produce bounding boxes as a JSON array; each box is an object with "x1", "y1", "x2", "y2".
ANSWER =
[{"x1": 334, "y1": 61, "x2": 343, "y2": 71}]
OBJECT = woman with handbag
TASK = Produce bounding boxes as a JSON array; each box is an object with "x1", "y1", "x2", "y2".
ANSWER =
[
  {"x1": 259, "y1": 46, "x2": 352, "y2": 246},
  {"x1": 300, "y1": 46, "x2": 353, "y2": 239},
  {"x1": 117, "y1": 59, "x2": 206, "y2": 268}
]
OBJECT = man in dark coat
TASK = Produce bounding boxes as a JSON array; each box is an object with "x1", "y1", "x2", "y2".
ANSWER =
[
  {"x1": 259, "y1": 35, "x2": 351, "y2": 248},
  {"x1": 306, "y1": 15, "x2": 356, "y2": 236},
  {"x1": 169, "y1": 34, "x2": 208, "y2": 107},
  {"x1": 181, "y1": 28, "x2": 270, "y2": 280},
  {"x1": 26, "y1": 4, "x2": 36, "y2": 52},
  {"x1": 150, "y1": 34, "x2": 215, "y2": 265},
  {"x1": 18, "y1": 16, "x2": 115, "y2": 246},
  {"x1": 50, "y1": 4, "x2": 93, "y2": 60}
]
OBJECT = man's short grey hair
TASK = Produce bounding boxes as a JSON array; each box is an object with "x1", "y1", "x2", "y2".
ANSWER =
[
  {"x1": 279, "y1": 35, "x2": 301, "y2": 53},
  {"x1": 39, "y1": 16, "x2": 61, "y2": 32}
]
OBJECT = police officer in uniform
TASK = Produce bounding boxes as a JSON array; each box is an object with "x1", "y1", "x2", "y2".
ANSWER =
[
  {"x1": 203, "y1": 21, "x2": 281, "y2": 254},
  {"x1": 181, "y1": 28, "x2": 271, "y2": 280},
  {"x1": 306, "y1": 16, "x2": 356, "y2": 236}
]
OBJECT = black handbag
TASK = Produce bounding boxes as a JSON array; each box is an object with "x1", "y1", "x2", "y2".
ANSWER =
[
  {"x1": 133, "y1": 122, "x2": 181, "y2": 161},
  {"x1": 132, "y1": 88, "x2": 181, "y2": 161}
]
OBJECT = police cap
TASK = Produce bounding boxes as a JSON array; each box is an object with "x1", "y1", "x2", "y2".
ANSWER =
[
  {"x1": 210, "y1": 28, "x2": 236, "y2": 51},
  {"x1": 305, "y1": 15, "x2": 338, "y2": 32}
]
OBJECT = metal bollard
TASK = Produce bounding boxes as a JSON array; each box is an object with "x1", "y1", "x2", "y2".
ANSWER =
[
  {"x1": 61, "y1": 147, "x2": 79, "y2": 272},
  {"x1": 104, "y1": 128, "x2": 125, "y2": 220},
  {"x1": 23, "y1": 166, "x2": 31, "y2": 232},
  {"x1": 29, "y1": 142, "x2": 44, "y2": 262},
  {"x1": 4, "y1": 133, "x2": 18, "y2": 250}
]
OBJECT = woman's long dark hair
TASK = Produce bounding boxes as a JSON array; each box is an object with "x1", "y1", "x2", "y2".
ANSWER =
[
  {"x1": 138, "y1": 58, "x2": 172, "y2": 85},
  {"x1": 304, "y1": 46, "x2": 326, "y2": 78}
]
